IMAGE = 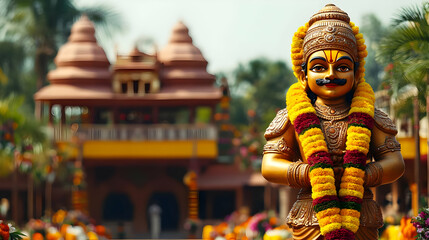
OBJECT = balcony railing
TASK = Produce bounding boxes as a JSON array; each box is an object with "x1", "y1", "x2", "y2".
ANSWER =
[{"x1": 52, "y1": 124, "x2": 218, "y2": 142}]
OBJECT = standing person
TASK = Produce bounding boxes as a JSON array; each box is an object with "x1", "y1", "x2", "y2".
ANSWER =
[
  {"x1": 149, "y1": 203, "x2": 162, "y2": 239},
  {"x1": 261, "y1": 4, "x2": 405, "y2": 240}
]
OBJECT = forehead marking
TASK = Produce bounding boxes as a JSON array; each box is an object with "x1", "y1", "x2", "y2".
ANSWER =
[{"x1": 322, "y1": 50, "x2": 340, "y2": 64}]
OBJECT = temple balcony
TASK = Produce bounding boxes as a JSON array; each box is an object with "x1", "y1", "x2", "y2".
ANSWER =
[{"x1": 52, "y1": 124, "x2": 218, "y2": 161}]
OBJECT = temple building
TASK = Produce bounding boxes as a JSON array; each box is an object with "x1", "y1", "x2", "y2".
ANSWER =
[
  {"x1": 1, "y1": 14, "x2": 425, "y2": 237},
  {"x1": 32, "y1": 16, "x2": 269, "y2": 235}
]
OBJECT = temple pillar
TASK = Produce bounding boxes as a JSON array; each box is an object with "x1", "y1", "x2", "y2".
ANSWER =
[
  {"x1": 34, "y1": 101, "x2": 42, "y2": 121},
  {"x1": 87, "y1": 106, "x2": 95, "y2": 124},
  {"x1": 236, "y1": 187, "x2": 243, "y2": 210},
  {"x1": 27, "y1": 175, "x2": 33, "y2": 220},
  {"x1": 153, "y1": 107, "x2": 159, "y2": 124},
  {"x1": 35, "y1": 186, "x2": 43, "y2": 218},
  {"x1": 279, "y1": 187, "x2": 287, "y2": 220},
  {"x1": 272, "y1": 187, "x2": 278, "y2": 211},
  {"x1": 264, "y1": 185, "x2": 272, "y2": 210},
  {"x1": 112, "y1": 107, "x2": 118, "y2": 124},
  {"x1": 210, "y1": 105, "x2": 216, "y2": 123},
  {"x1": 279, "y1": 186, "x2": 295, "y2": 220},
  {"x1": 12, "y1": 165, "x2": 18, "y2": 223},
  {"x1": 60, "y1": 105, "x2": 66, "y2": 125},
  {"x1": 49, "y1": 103, "x2": 53, "y2": 125},
  {"x1": 392, "y1": 181, "x2": 399, "y2": 212},
  {"x1": 206, "y1": 192, "x2": 213, "y2": 219},
  {"x1": 189, "y1": 106, "x2": 196, "y2": 124}
]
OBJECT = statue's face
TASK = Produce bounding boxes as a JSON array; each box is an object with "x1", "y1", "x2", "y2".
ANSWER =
[{"x1": 305, "y1": 50, "x2": 355, "y2": 103}]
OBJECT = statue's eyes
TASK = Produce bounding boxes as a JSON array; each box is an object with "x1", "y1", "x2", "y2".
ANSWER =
[
  {"x1": 337, "y1": 65, "x2": 351, "y2": 72},
  {"x1": 310, "y1": 65, "x2": 326, "y2": 72}
]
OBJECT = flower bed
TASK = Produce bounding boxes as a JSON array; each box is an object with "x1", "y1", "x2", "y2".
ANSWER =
[
  {"x1": 20, "y1": 210, "x2": 110, "y2": 240},
  {"x1": 411, "y1": 208, "x2": 429, "y2": 239},
  {"x1": 0, "y1": 221, "x2": 25, "y2": 240},
  {"x1": 202, "y1": 211, "x2": 292, "y2": 240}
]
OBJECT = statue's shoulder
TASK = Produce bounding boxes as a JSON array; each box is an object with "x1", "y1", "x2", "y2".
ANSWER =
[
  {"x1": 373, "y1": 108, "x2": 398, "y2": 135},
  {"x1": 264, "y1": 108, "x2": 291, "y2": 140}
]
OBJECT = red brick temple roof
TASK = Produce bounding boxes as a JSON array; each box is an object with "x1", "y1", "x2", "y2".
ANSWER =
[
  {"x1": 35, "y1": 19, "x2": 221, "y2": 104},
  {"x1": 159, "y1": 21, "x2": 216, "y2": 85},
  {"x1": 35, "y1": 15, "x2": 112, "y2": 101}
]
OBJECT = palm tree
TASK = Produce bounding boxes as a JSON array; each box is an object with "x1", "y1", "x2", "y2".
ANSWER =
[
  {"x1": 233, "y1": 58, "x2": 294, "y2": 127},
  {"x1": 378, "y1": 2, "x2": 429, "y2": 117},
  {"x1": 378, "y1": 1, "x2": 429, "y2": 212},
  {"x1": 360, "y1": 13, "x2": 388, "y2": 91},
  {"x1": 0, "y1": 0, "x2": 123, "y2": 90},
  {"x1": 0, "y1": 40, "x2": 37, "y2": 110}
]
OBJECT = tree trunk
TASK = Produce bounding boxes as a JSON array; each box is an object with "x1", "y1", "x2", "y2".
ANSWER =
[
  {"x1": 413, "y1": 96, "x2": 420, "y2": 211},
  {"x1": 28, "y1": 175, "x2": 33, "y2": 220},
  {"x1": 45, "y1": 181, "x2": 52, "y2": 218},
  {"x1": 35, "y1": 186, "x2": 42, "y2": 218},
  {"x1": 35, "y1": 46, "x2": 53, "y2": 90},
  {"x1": 12, "y1": 165, "x2": 18, "y2": 223},
  {"x1": 427, "y1": 89, "x2": 429, "y2": 205}
]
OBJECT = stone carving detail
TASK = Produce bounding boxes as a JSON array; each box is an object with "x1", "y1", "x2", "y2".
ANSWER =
[
  {"x1": 264, "y1": 108, "x2": 289, "y2": 139},
  {"x1": 314, "y1": 102, "x2": 349, "y2": 121},
  {"x1": 263, "y1": 137, "x2": 291, "y2": 155},
  {"x1": 374, "y1": 108, "x2": 398, "y2": 134},
  {"x1": 314, "y1": 103, "x2": 349, "y2": 166},
  {"x1": 374, "y1": 135, "x2": 401, "y2": 158}
]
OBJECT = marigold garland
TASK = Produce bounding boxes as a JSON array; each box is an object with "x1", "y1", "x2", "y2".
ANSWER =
[{"x1": 286, "y1": 20, "x2": 375, "y2": 240}]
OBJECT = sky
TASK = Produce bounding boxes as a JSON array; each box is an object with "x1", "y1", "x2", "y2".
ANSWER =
[{"x1": 75, "y1": 0, "x2": 425, "y2": 74}]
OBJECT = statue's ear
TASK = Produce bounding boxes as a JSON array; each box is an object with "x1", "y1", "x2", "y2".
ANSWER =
[
  {"x1": 353, "y1": 61, "x2": 360, "y2": 89},
  {"x1": 299, "y1": 62, "x2": 309, "y2": 90},
  {"x1": 299, "y1": 72, "x2": 308, "y2": 91},
  {"x1": 353, "y1": 71, "x2": 359, "y2": 90}
]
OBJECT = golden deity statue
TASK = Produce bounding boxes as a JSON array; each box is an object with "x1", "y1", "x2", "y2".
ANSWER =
[{"x1": 261, "y1": 4, "x2": 404, "y2": 240}]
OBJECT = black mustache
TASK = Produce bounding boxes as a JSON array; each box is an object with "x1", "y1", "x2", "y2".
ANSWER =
[{"x1": 315, "y1": 78, "x2": 347, "y2": 86}]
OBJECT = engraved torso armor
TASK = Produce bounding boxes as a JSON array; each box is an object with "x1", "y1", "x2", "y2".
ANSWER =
[
  {"x1": 263, "y1": 103, "x2": 402, "y2": 239},
  {"x1": 314, "y1": 102, "x2": 349, "y2": 168}
]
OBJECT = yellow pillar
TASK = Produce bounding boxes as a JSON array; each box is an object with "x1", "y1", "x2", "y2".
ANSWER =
[{"x1": 411, "y1": 183, "x2": 418, "y2": 216}]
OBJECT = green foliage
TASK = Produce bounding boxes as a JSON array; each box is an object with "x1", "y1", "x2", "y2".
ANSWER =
[
  {"x1": 0, "y1": 95, "x2": 47, "y2": 179},
  {"x1": 232, "y1": 58, "x2": 294, "y2": 128},
  {"x1": 378, "y1": 2, "x2": 429, "y2": 119},
  {"x1": 360, "y1": 13, "x2": 388, "y2": 90},
  {"x1": 0, "y1": 151, "x2": 13, "y2": 177},
  {"x1": 0, "y1": 41, "x2": 36, "y2": 109},
  {"x1": 0, "y1": 0, "x2": 123, "y2": 107},
  {"x1": 196, "y1": 107, "x2": 212, "y2": 124},
  {"x1": 221, "y1": 58, "x2": 293, "y2": 169},
  {"x1": 0, "y1": 95, "x2": 45, "y2": 146}
]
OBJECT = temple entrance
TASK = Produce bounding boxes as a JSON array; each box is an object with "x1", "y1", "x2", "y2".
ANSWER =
[
  {"x1": 102, "y1": 193, "x2": 134, "y2": 221},
  {"x1": 147, "y1": 192, "x2": 179, "y2": 231}
]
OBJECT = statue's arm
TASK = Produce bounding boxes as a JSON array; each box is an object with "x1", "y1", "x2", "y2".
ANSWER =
[
  {"x1": 365, "y1": 109, "x2": 405, "y2": 187},
  {"x1": 261, "y1": 109, "x2": 309, "y2": 187}
]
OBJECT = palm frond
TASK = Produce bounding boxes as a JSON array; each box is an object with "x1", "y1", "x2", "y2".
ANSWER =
[
  {"x1": 392, "y1": 3, "x2": 428, "y2": 26},
  {"x1": 79, "y1": 4, "x2": 124, "y2": 42},
  {"x1": 379, "y1": 24, "x2": 429, "y2": 63},
  {"x1": 402, "y1": 59, "x2": 429, "y2": 83}
]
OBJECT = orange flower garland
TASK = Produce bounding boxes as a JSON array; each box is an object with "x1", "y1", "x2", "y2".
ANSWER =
[{"x1": 286, "y1": 20, "x2": 374, "y2": 240}]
